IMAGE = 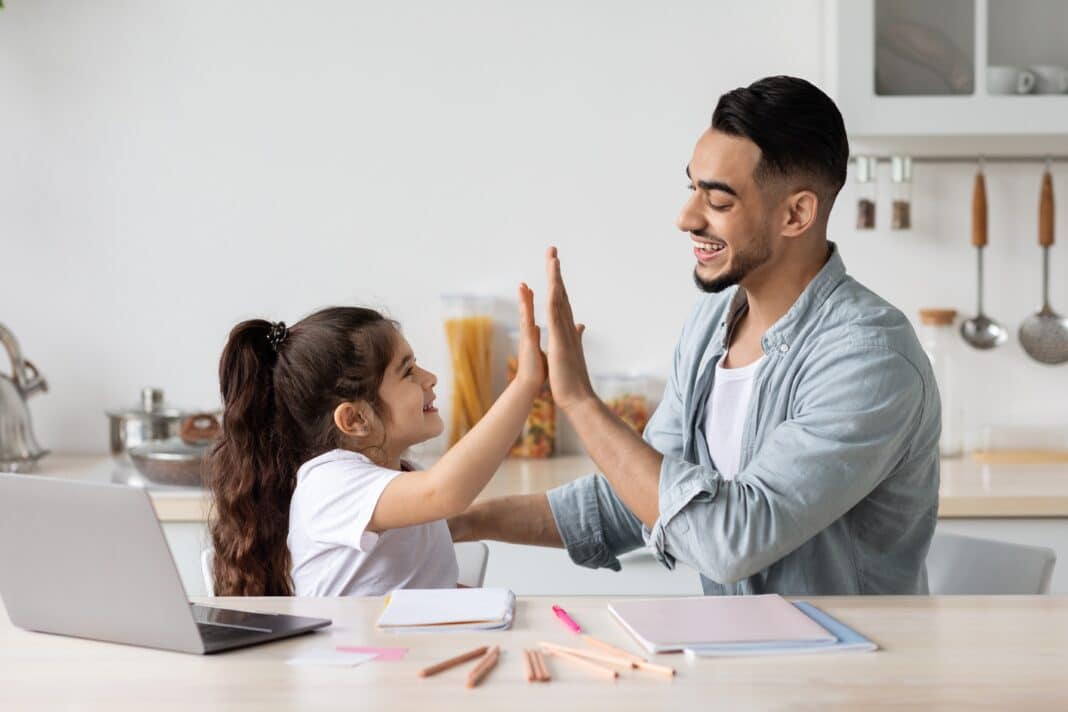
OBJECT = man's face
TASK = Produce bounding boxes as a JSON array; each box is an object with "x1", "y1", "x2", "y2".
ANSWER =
[{"x1": 678, "y1": 129, "x2": 776, "y2": 293}]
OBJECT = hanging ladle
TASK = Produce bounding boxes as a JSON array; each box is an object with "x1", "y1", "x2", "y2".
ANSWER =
[
  {"x1": 1019, "y1": 162, "x2": 1068, "y2": 364},
  {"x1": 960, "y1": 162, "x2": 1008, "y2": 349}
]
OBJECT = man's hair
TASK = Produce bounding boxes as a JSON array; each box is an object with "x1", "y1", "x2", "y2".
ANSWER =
[{"x1": 711, "y1": 76, "x2": 849, "y2": 204}]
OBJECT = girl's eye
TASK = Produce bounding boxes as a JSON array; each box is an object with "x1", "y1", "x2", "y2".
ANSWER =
[{"x1": 404, "y1": 368, "x2": 414, "y2": 378}]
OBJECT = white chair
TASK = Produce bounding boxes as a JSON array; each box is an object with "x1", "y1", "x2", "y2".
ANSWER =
[
  {"x1": 201, "y1": 541, "x2": 489, "y2": 596},
  {"x1": 925, "y1": 532, "x2": 1056, "y2": 594}
]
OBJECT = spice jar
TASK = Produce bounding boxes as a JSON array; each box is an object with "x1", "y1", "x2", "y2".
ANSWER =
[
  {"x1": 442, "y1": 294, "x2": 494, "y2": 446},
  {"x1": 596, "y1": 373, "x2": 654, "y2": 435},
  {"x1": 506, "y1": 328, "x2": 554, "y2": 458},
  {"x1": 855, "y1": 155, "x2": 877, "y2": 229},
  {"x1": 890, "y1": 155, "x2": 913, "y2": 230}
]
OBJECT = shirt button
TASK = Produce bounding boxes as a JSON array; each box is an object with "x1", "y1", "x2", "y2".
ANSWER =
[{"x1": 778, "y1": 343, "x2": 790, "y2": 353}]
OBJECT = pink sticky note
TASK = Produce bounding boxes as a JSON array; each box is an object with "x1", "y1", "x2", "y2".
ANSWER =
[{"x1": 336, "y1": 646, "x2": 408, "y2": 662}]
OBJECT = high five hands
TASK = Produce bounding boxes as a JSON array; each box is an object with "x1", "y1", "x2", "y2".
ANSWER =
[{"x1": 543, "y1": 247, "x2": 594, "y2": 412}]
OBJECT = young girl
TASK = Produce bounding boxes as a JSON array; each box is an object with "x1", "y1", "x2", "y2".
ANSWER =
[{"x1": 208, "y1": 285, "x2": 544, "y2": 596}]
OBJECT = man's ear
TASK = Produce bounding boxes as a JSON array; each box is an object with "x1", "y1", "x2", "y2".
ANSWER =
[
  {"x1": 782, "y1": 189, "x2": 819, "y2": 238},
  {"x1": 334, "y1": 401, "x2": 374, "y2": 438}
]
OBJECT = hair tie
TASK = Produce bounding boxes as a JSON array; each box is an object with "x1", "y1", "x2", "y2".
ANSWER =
[{"x1": 267, "y1": 321, "x2": 288, "y2": 351}]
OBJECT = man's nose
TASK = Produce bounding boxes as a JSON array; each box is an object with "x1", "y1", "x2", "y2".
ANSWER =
[{"x1": 677, "y1": 192, "x2": 706, "y2": 234}]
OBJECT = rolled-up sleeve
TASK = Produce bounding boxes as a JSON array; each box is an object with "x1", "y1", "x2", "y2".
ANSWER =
[
  {"x1": 647, "y1": 343, "x2": 927, "y2": 584},
  {"x1": 547, "y1": 473, "x2": 645, "y2": 570}
]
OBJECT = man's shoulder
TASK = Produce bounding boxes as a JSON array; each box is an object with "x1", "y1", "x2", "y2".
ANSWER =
[{"x1": 818, "y1": 276, "x2": 919, "y2": 354}]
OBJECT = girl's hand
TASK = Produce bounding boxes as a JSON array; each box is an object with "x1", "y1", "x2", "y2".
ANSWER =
[{"x1": 514, "y1": 283, "x2": 546, "y2": 394}]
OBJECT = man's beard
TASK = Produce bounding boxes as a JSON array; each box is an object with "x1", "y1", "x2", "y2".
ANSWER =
[{"x1": 693, "y1": 234, "x2": 773, "y2": 293}]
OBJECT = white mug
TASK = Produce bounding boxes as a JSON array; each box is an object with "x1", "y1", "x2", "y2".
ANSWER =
[
  {"x1": 987, "y1": 65, "x2": 1037, "y2": 95},
  {"x1": 1031, "y1": 65, "x2": 1068, "y2": 94}
]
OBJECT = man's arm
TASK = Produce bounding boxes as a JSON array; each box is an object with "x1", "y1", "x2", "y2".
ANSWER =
[{"x1": 448, "y1": 494, "x2": 563, "y2": 547}]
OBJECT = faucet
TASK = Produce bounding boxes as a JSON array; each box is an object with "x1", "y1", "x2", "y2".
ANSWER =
[{"x1": 0, "y1": 322, "x2": 48, "y2": 472}]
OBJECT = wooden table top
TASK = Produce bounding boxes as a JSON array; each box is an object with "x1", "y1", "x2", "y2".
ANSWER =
[{"x1": 2, "y1": 595, "x2": 1066, "y2": 709}]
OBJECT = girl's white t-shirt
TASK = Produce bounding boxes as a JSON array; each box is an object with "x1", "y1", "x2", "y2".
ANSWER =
[
  {"x1": 287, "y1": 449, "x2": 458, "y2": 596},
  {"x1": 703, "y1": 353, "x2": 765, "y2": 481}
]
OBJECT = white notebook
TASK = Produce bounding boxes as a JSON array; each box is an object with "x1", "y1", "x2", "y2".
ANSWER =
[{"x1": 376, "y1": 588, "x2": 515, "y2": 632}]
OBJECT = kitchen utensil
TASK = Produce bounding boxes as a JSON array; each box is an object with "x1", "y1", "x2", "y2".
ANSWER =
[
  {"x1": 960, "y1": 168, "x2": 1008, "y2": 349},
  {"x1": 0, "y1": 322, "x2": 48, "y2": 472},
  {"x1": 106, "y1": 387, "x2": 211, "y2": 456},
  {"x1": 1018, "y1": 167, "x2": 1068, "y2": 364},
  {"x1": 127, "y1": 413, "x2": 219, "y2": 488}
]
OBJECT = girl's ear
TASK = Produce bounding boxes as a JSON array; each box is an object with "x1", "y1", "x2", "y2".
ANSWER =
[{"x1": 333, "y1": 401, "x2": 374, "y2": 438}]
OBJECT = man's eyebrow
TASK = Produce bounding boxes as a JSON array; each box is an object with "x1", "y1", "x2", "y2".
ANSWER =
[
  {"x1": 686, "y1": 164, "x2": 739, "y2": 197},
  {"x1": 396, "y1": 353, "x2": 414, "y2": 373}
]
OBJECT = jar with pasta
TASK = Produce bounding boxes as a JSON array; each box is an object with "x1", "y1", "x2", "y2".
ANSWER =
[
  {"x1": 595, "y1": 373, "x2": 655, "y2": 436},
  {"x1": 442, "y1": 294, "x2": 495, "y2": 447},
  {"x1": 506, "y1": 327, "x2": 554, "y2": 458}
]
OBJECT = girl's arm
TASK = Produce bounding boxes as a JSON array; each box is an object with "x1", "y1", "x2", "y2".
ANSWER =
[{"x1": 367, "y1": 283, "x2": 546, "y2": 532}]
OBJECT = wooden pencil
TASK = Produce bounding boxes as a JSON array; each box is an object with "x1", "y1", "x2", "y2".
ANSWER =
[
  {"x1": 545, "y1": 648, "x2": 618, "y2": 680},
  {"x1": 538, "y1": 641, "x2": 633, "y2": 670},
  {"x1": 522, "y1": 648, "x2": 536, "y2": 683},
  {"x1": 466, "y1": 646, "x2": 500, "y2": 688},
  {"x1": 532, "y1": 649, "x2": 551, "y2": 682},
  {"x1": 418, "y1": 645, "x2": 489, "y2": 678},
  {"x1": 581, "y1": 634, "x2": 647, "y2": 664},
  {"x1": 633, "y1": 659, "x2": 677, "y2": 678}
]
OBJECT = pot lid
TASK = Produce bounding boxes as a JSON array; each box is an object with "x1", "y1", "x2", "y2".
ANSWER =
[{"x1": 106, "y1": 387, "x2": 195, "y2": 419}]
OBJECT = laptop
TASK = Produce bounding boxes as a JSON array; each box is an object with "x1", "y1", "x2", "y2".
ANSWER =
[{"x1": 0, "y1": 473, "x2": 331, "y2": 654}]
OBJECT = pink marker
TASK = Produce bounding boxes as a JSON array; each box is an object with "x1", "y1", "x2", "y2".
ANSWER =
[{"x1": 552, "y1": 604, "x2": 581, "y2": 633}]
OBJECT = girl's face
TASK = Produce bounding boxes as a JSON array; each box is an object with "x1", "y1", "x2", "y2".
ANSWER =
[{"x1": 377, "y1": 334, "x2": 443, "y2": 455}]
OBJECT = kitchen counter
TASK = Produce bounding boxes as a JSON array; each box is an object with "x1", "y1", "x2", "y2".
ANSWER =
[
  {"x1": 2, "y1": 594, "x2": 1066, "y2": 709},
  {"x1": 34, "y1": 453, "x2": 1068, "y2": 522}
]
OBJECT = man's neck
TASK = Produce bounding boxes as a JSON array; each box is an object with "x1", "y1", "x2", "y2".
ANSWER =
[
  {"x1": 740, "y1": 241, "x2": 830, "y2": 336},
  {"x1": 724, "y1": 240, "x2": 830, "y2": 368}
]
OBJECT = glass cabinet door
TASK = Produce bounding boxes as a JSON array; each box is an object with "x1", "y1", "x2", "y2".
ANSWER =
[
  {"x1": 874, "y1": 0, "x2": 975, "y2": 95},
  {"x1": 987, "y1": 0, "x2": 1068, "y2": 95}
]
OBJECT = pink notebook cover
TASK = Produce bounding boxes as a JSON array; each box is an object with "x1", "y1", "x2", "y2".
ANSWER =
[{"x1": 608, "y1": 594, "x2": 835, "y2": 653}]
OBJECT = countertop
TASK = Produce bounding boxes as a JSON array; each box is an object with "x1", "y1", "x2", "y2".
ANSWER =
[
  {"x1": 31, "y1": 453, "x2": 1068, "y2": 522},
  {"x1": 2, "y1": 594, "x2": 1066, "y2": 709}
]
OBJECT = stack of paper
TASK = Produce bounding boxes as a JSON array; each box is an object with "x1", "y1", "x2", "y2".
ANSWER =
[
  {"x1": 608, "y1": 594, "x2": 876, "y2": 658},
  {"x1": 376, "y1": 588, "x2": 515, "y2": 633}
]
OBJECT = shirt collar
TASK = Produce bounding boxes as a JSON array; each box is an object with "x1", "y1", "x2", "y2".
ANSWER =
[{"x1": 718, "y1": 241, "x2": 847, "y2": 353}]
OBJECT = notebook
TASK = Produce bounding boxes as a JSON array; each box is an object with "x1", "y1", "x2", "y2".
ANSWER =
[
  {"x1": 608, "y1": 594, "x2": 836, "y2": 653},
  {"x1": 684, "y1": 601, "x2": 878, "y2": 657},
  {"x1": 376, "y1": 588, "x2": 515, "y2": 632}
]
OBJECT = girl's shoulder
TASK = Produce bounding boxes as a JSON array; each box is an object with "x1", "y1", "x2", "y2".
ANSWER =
[{"x1": 296, "y1": 449, "x2": 396, "y2": 484}]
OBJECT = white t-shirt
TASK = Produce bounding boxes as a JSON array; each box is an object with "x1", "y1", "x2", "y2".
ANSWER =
[
  {"x1": 703, "y1": 353, "x2": 764, "y2": 481},
  {"x1": 287, "y1": 449, "x2": 458, "y2": 596}
]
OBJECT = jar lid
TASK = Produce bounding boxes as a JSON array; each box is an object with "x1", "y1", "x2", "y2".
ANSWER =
[
  {"x1": 919, "y1": 308, "x2": 957, "y2": 326},
  {"x1": 105, "y1": 387, "x2": 190, "y2": 419}
]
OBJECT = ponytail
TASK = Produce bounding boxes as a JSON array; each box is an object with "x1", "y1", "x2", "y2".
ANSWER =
[
  {"x1": 209, "y1": 319, "x2": 296, "y2": 596},
  {"x1": 208, "y1": 308, "x2": 399, "y2": 596}
]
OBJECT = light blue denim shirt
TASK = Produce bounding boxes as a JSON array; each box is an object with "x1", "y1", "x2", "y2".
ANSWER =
[{"x1": 546, "y1": 243, "x2": 940, "y2": 595}]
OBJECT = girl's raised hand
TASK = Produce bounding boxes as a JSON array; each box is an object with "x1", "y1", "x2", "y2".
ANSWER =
[{"x1": 514, "y1": 283, "x2": 546, "y2": 392}]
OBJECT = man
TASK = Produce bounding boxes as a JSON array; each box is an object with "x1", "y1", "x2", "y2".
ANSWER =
[{"x1": 450, "y1": 76, "x2": 940, "y2": 595}]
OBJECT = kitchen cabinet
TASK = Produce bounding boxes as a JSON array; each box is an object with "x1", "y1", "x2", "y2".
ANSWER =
[{"x1": 826, "y1": 0, "x2": 1068, "y2": 144}]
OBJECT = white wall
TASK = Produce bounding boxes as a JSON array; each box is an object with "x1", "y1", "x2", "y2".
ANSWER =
[{"x1": 1, "y1": 0, "x2": 1065, "y2": 456}]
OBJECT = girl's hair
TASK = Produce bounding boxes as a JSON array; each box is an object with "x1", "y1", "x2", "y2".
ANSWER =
[{"x1": 208, "y1": 307, "x2": 399, "y2": 596}]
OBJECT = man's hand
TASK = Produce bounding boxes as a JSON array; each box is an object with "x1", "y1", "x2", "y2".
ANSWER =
[{"x1": 544, "y1": 246, "x2": 594, "y2": 412}]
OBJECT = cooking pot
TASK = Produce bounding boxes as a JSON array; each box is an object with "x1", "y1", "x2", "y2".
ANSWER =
[
  {"x1": 127, "y1": 413, "x2": 220, "y2": 488},
  {"x1": 106, "y1": 387, "x2": 216, "y2": 456}
]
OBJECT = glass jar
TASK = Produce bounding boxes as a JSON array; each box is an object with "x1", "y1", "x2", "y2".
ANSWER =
[
  {"x1": 595, "y1": 373, "x2": 655, "y2": 435},
  {"x1": 441, "y1": 294, "x2": 495, "y2": 447},
  {"x1": 506, "y1": 328, "x2": 554, "y2": 458},
  {"x1": 890, "y1": 155, "x2": 913, "y2": 230},
  {"x1": 919, "y1": 308, "x2": 961, "y2": 457},
  {"x1": 855, "y1": 155, "x2": 877, "y2": 229}
]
